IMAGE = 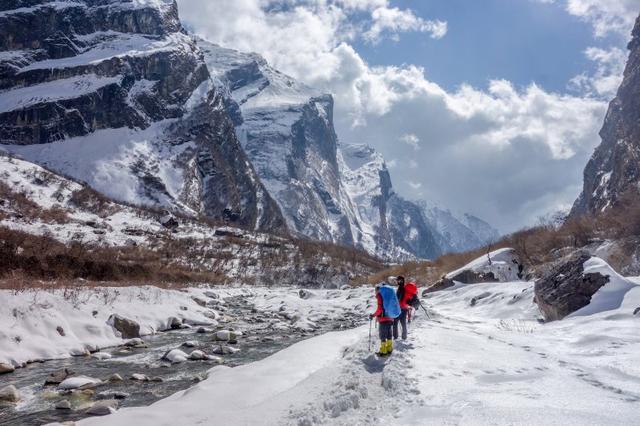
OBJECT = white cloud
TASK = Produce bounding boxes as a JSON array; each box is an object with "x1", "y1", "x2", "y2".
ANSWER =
[
  {"x1": 569, "y1": 46, "x2": 627, "y2": 98},
  {"x1": 399, "y1": 133, "x2": 420, "y2": 150},
  {"x1": 363, "y1": 6, "x2": 447, "y2": 43},
  {"x1": 176, "y1": 0, "x2": 610, "y2": 231},
  {"x1": 565, "y1": 0, "x2": 639, "y2": 38}
]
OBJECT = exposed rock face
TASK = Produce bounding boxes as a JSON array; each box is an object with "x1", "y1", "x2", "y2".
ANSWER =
[
  {"x1": 201, "y1": 40, "x2": 359, "y2": 246},
  {"x1": 107, "y1": 314, "x2": 140, "y2": 339},
  {"x1": 0, "y1": 0, "x2": 284, "y2": 232},
  {"x1": 571, "y1": 14, "x2": 640, "y2": 216},
  {"x1": 534, "y1": 253, "x2": 610, "y2": 321},
  {"x1": 0, "y1": 385, "x2": 20, "y2": 403}
]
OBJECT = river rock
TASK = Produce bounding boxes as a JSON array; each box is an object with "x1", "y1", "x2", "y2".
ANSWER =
[
  {"x1": 87, "y1": 399, "x2": 119, "y2": 416},
  {"x1": 212, "y1": 345, "x2": 240, "y2": 355},
  {"x1": 214, "y1": 330, "x2": 237, "y2": 341},
  {"x1": 130, "y1": 373, "x2": 149, "y2": 381},
  {"x1": 107, "y1": 374, "x2": 123, "y2": 383},
  {"x1": 150, "y1": 376, "x2": 164, "y2": 382},
  {"x1": 124, "y1": 338, "x2": 147, "y2": 348},
  {"x1": 197, "y1": 327, "x2": 210, "y2": 334},
  {"x1": 299, "y1": 289, "x2": 315, "y2": 299},
  {"x1": 534, "y1": 253, "x2": 610, "y2": 321},
  {"x1": 634, "y1": 307, "x2": 640, "y2": 316},
  {"x1": 91, "y1": 352, "x2": 112, "y2": 360},
  {"x1": 108, "y1": 314, "x2": 141, "y2": 339},
  {"x1": 45, "y1": 369, "x2": 74, "y2": 385},
  {"x1": 162, "y1": 349, "x2": 189, "y2": 363},
  {"x1": 0, "y1": 362, "x2": 14, "y2": 374},
  {"x1": 0, "y1": 385, "x2": 20, "y2": 403},
  {"x1": 181, "y1": 341, "x2": 200, "y2": 348},
  {"x1": 97, "y1": 390, "x2": 129, "y2": 400},
  {"x1": 55, "y1": 399, "x2": 71, "y2": 410},
  {"x1": 168, "y1": 317, "x2": 182, "y2": 330},
  {"x1": 59, "y1": 375, "x2": 102, "y2": 390},
  {"x1": 188, "y1": 350, "x2": 207, "y2": 361},
  {"x1": 192, "y1": 297, "x2": 208, "y2": 307},
  {"x1": 203, "y1": 291, "x2": 219, "y2": 299}
]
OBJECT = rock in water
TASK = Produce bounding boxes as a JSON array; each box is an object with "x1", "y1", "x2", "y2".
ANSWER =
[
  {"x1": 55, "y1": 400, "x2": 71, "y2": 410},
  {"x1": 0, "y1": 385, "x2": 20, "y2": 403},
  {"x1": 162, "y1": 349, "x2": 189, "y2": 363},
  {"x1": 0, "y1": 362, "x2": 14, "y2": 374},
  {"x1": 188, "y1": 350, "x2": 207, "y2": 361},
  {"x1": 214, "y1": 330, "x2": 237, "y2": 341},
  {"x1": 45, "y1": 368, "x2": 74, "y2": 385},
  {"x1": 130, "y1": 373, "x2": 150, "y2": 382},
  {"x1": 87, "y1": 400, "x2": 119, "y2": 416},
  {"x1": 58, "y1": 375, "x2": 102, "y2": 390},
  {"x1": 108, "y1": 314, "x2": 141, "y2": 339},
  {"x1": 534, "y1": 253, "x2": 610, "y2": 321},
  {"x1": 107, "y1": 373, "x2": 123, "y2": 383}
]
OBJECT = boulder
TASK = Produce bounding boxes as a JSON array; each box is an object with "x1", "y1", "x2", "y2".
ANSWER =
[
  {"x1": 91, "y1": 352, "x2": 112, "y2": 360},
  {"x1": 130, "y1": 373, "x2": 149, "y2": 381},
  {"x1": 124, "y1": 338, "x2": 147, "y2": 348},
  {"x1": 181, "y1": 340, "x2": 200, "y2": 348},
  {"x1": 203, "y1": 291, "x2": 219, "y2": 299},
  {"x1": 107, "y1": 314, "x2": 140, "y2": 339},
  {"x1": 214, "y1": 330, "x2": 237, "y2": 341},
  {"x1": 97, "y1": 391, "x2": 129, "y2": 400},
  {"x1": 0, "y1": 385, "x2": 20, "y2": 403},
  {"x1": 0, "y1": 362, "x2": 15, "y2": 374},
  {"x1": 446, "y1": 248, "x2": 523, "y2": 284},
  {"x1": 188, "y1": 350, "x2": 207, "y2": 361},
  {"x1": 192, "y1": 297, "x2": 208, "y2": 307},
  {"x1": 87, "y1": 399, "x2": 118, "y2": 416},
  {"x1": 634, "y1": 307, "x2": 640, "y2": 316},
  {"x1": 107, "y1": 373, "x2": 123, "y2": 383},
  {"x1": 298, "y1": 289, "x2": 314, "y2": 299},
  {"x1": 212, "y1": 345, "x2": 240, "y2": 355},
  {"x1": 58, "y1": 375, "x2": 102, "y2": 390},
  {"x1": 162, "y1": 349, "x2": 189, "y2": 363},
  {"x1": 45, "y1": 368, "x2": 74, "y2": 385},
  {"x1": 55, "y1": 399, "x2": 71, "y2": 410},
  {"x1": 423, "y1": 277, "x2": 455, "y2": 295},
  {"x1": 534, "y1": 253, "x2": 610, "y2": 321},
  {"x1": 167, "y1": 317, "x2": 182, "y2": 330},
  {"x1": 56, "y1": 326, "x2": 65, "y2": 336}
]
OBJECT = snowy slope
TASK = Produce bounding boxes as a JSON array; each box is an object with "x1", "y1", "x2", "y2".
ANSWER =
[
  {"x1": 0, "y1": 0, "x2": 284, "y2": 232},
  {"x1": 77, "y1": 267, "x2": 640, "y2": 425}
]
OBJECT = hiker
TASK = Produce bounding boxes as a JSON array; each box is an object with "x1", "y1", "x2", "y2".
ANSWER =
[
  {"x1": 393, "y1": 276, "x2": 410, "y2": 340},
  {"x1": 369, "y1": 284, "x2": 400, "y2": 356}
]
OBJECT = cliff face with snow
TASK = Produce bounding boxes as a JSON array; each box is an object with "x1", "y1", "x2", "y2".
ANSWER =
[
  {"x1": 200, "y1": 40, "x2": 361, "y2": 247},
  {"x1": 571, "y1": 14, "x2": 640, "y2": 216},
  {"x1": 0, "y1": 0, "x2": 284, "y2": 232}
]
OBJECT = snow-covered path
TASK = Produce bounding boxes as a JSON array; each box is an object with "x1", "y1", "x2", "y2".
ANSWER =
[{"x1": 77, "y1": 279, "x2": 640, "y2": 426}]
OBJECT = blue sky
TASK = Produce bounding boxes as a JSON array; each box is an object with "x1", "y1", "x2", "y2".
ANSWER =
[
  {"x1": 178, "y1": 0, "x2": 639, "y2": 232},
  {"x1": 353, "y1": 0, "x2": 623, "y2": 93}
]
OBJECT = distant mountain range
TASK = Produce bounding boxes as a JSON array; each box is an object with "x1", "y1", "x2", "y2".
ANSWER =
[{"x1": 0, "y1": 0, "x2": 497, "y2": 261}]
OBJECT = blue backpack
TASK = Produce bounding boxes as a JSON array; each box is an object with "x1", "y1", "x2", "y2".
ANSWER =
[{"x1": 379, "y1": 285, "x2": 401, "y2": 319}]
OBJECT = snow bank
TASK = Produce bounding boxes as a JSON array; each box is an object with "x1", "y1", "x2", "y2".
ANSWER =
[
  {"x1": 569, "y1": 257, "x2": 639, "y2": 317},
  {"x1": 79, "y1": 326, "x2": 365, "y2": 426},
  {"x1": 0, "y1": 287, "x2": 216, "y2": 368},
  {"x1": 446, "y1": 247, "x2": 522, "y2": 282}
]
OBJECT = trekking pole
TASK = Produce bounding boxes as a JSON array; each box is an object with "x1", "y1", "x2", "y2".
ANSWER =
[
  {"x1": 419, "y1": 300, "x2": 431, "y2": 319},
  {"x1": 368, "y1": 317, "x2": 372, "y2": 351}
]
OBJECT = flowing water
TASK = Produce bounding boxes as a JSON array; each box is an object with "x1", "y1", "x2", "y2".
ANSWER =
[{"x1": 0, "y1": 295, "x2": 363, "y2": 425}]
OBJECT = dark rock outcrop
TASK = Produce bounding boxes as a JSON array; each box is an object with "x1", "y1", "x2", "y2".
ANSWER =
[
  {"x1": 423, "y1": 277, "x2": 455, "y2": 295},
  {"x1": 571, "y1": 14, "x2": 640, "y2": 216},
  {"x1": 107, "y1": 314, "x2": 140, "y2": 339},
  {"x1": 0, "y1": 0, "x2": 285, "y2": 233},
  {"x1": 534, "y1": 253, "x2": 609, "y2": 321}
]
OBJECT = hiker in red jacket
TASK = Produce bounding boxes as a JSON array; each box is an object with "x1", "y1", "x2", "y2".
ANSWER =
[
  {"x1": 369, "y1": 285, "x2": 394, "y2": 356},
  {"x1": 393, "y1": 276, "x2": 409, "y2": 340}
]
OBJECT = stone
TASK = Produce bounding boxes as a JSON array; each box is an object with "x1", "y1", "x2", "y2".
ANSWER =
[
  {"x1": 214, "y1": 330, "x2": 237, "y2": 341},
  {"x1": 0, "y1": 385, "x2": 20, "y2": 403},
  {"x1": 107, "y1": 314, "x2": 141, "y2": 339},
  {"x1": 188, "y1": 350, "x2": 207, "y2": 361},
  {"x1": 55, "y1": 400, "x2": 71, "y2": 410},
  {"x1": 97, "y1": 391, "x2": 129, "y2": 400},
  {"x1": 423, "y1": 277, "x2": 455, "y2": 295},
  {"x1": 181, "y1": 340, "x2": 199, "y2": 348},
  {"x1": 298, "y1": 289, "x2": 314, "y2": 299},
  {"x1": 534, "y1": 253, "x2": 610, "y2": 321},
  {"x1": 0, "y1": 362, "x2": 15, "y2": 374},
  {"x1": 150, "y1": 377, "x2": 164, "y2": 382},
  {"x1": 212, "y1": 345, "x2": 240, "y2": 355},
  {"x1": 91, "y1": 352, "x2": 112, "y2": 360},
  {"x1": 192, "y1": 297, "x2": 208, "y2": 307},
  {"x1": 634, "y1": 307, "x2": 640, "y2": 316},
  {"x1": 58, "y1": 375, "x2": 102, "y2": 390},
  {"x1": 56, "y1": 326, "x2": 65, "y2": 337},
  {"x1": 45, "y1": 368, "x2": 74, "y2": 385},
  {"x1": 197, "y1": 327, "x2": 209, "y2": 334},
  {"x1": 87, "y1": 399, "x2": 119, "y2": 416},
  {"x1": 162, "y1": 349, "x2": 189, "y2": 363},
  {"x1": 107, "y1": 373, "x2": 123, "y2": 383},
  {"x1": 130, "y1": 373, "x2": 149, "y2": 381},
  {"x1": 124, "y1": 338, "x2": 147, "y2": 348}
]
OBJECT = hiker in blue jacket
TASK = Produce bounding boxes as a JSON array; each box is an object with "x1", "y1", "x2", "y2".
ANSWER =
[{"x1": 369, "y1": 284, "x2": 401, "y2": 356}]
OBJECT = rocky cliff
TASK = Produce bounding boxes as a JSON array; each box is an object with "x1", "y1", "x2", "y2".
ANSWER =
[
  {"x1": 571, "y1": 14, "x2": 640, "y2": 216},
  {"x1": 0, "y1": 0, "x2": 284, "y2": 232}
]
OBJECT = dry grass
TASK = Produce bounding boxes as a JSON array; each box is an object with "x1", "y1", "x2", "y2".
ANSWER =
[{"x1": 365, "y1": 188, "x2": 640, "y2": 285}]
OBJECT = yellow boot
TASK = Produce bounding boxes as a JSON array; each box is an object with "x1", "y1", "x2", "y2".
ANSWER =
[
  {"x1": 377, "y1": 341, "x2": 387, "y2": 356},
  {"x1": 386, "y1": 339, "x2": 393, "y2": 355}
]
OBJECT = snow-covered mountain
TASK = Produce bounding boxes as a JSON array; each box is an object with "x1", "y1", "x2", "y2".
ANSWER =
[
  {"x1": 201, "y1": 41, "x2": 497, "y2": 259},
  {"x1": 571, "y1": 14, "x2": 640, "y2": 216},
  {"x1": 0, "y1": 0, "x2": 284, "y2": 232},
  {"x1": 0, "y1": 0, "x2": 498, "y2": 260},
  {"x1": 424, "y1": 206, "x2": 499, "y2": 253},
  {"x1": 199, "y1": 40, "x2": 362, "y2": 247}
]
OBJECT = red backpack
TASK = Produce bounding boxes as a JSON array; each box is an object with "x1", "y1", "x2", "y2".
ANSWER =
[{"x1": 401, "y1": 282, "x2": 418, "y2": 309}]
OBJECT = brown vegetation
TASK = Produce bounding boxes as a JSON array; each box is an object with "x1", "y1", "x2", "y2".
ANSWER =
[{"x1": 365, "y1": 188, "x2": 640, "y2": 286}]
